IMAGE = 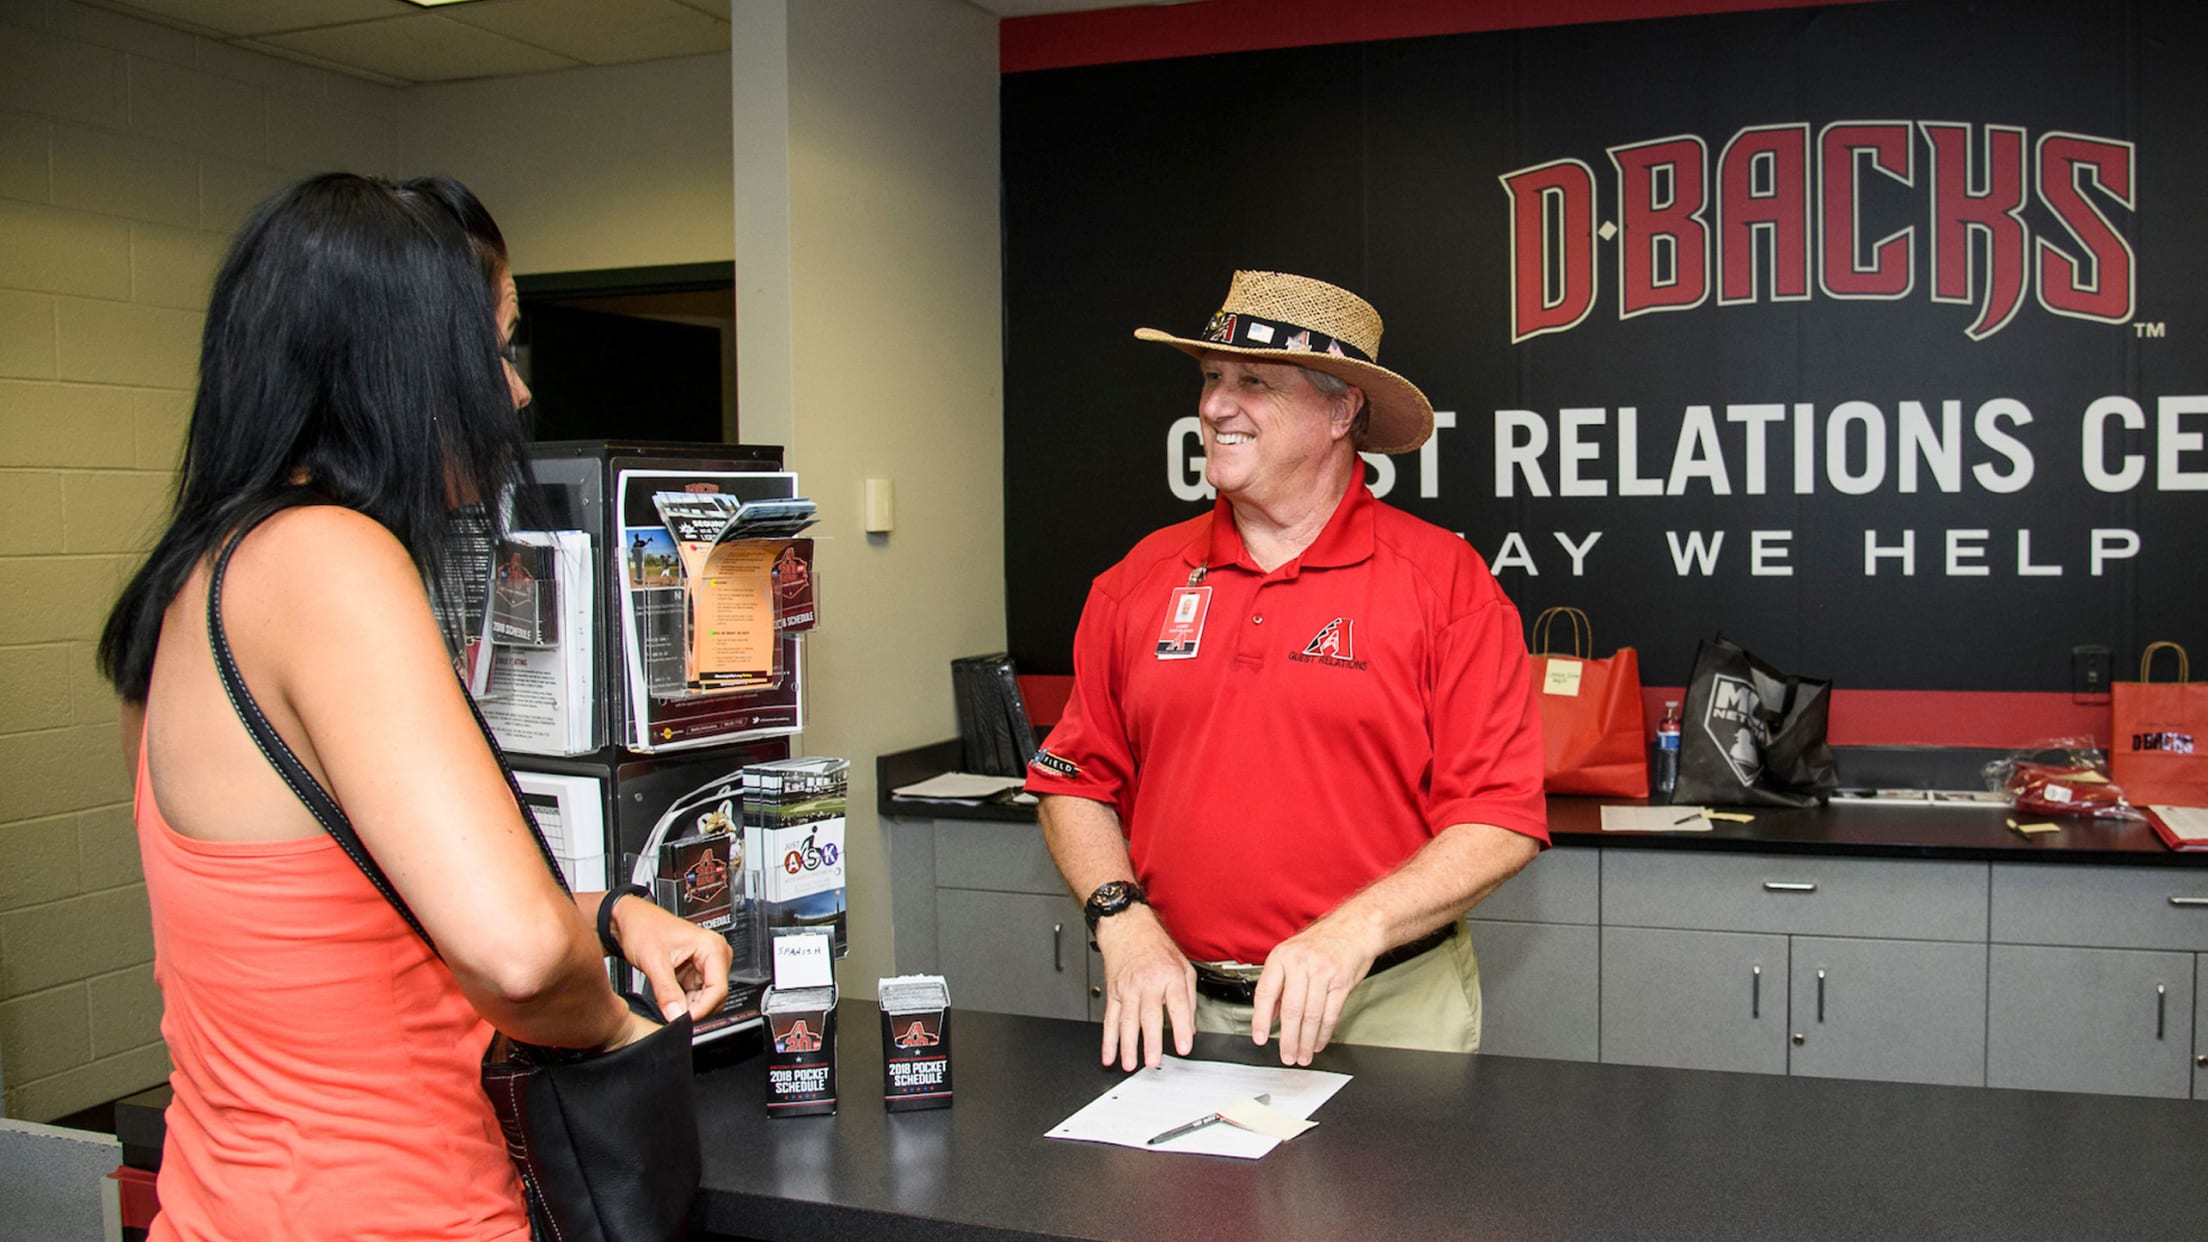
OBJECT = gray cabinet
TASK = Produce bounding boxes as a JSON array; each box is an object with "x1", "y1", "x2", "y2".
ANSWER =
[
  {"x1": 1787, "y1": 936, "x2": 1986, "y2": 1087},
  {"x1": 1470, "y1": 920, "x2": 1599, "y2": 1061},
  {"x1": 1470, "y1": 848, "x2": 1600, "y2": 1062},
  {"x1": 1600, "y1": 852, "x2": 1989, "y2": 1083},
  {"x1": 2197, "y1": 955, "x2": 2207, "y2": 1100},
  {"x1": 887, "y1": 816, "x2": 1105, "y2": 1022},
  {"x1": 886, "y1": 811, "x2": 2208, "y2": 1100},
  {"x1": 935, "y1": 888, "x2": 1090, "y2": 1021},
  {"x1": 1987, "y1": 863, "x2": 2208, "y2": 1100},
  {"x1": 1601, "y1": 926, "x2": 1789, "y2": 1074},
  {"x1": 1986, "y1": 944, "x2": 2195, "y2": 1098}
]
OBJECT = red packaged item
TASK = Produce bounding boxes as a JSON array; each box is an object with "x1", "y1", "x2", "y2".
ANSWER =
[
  {"x1": 2007, "y1": 762, "x2": 2130, "y2": 817},
  {"x1": 1987, "y1": 738, "x2": 2145, "y2": 821}
]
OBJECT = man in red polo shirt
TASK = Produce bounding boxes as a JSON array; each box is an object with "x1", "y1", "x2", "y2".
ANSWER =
[{"x1": 1027, "y1": 271, "x2": 1548, "y2": 1069}]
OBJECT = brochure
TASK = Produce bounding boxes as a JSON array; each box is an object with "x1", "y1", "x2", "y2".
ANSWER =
[
  {"x1": 488, "y1": 541, "x2": 558, "y2": 647},
  {"x1": 431, "y1": 505, "x2": 498, "y2": 696},
  {"x1": 614, "y1": 470, "x2": 807, "y2": 752},
  {"x1": 479, "y1": 530, "x2": 595, "y2": 756}
]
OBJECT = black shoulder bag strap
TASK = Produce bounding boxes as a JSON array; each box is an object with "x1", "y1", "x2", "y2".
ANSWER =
[{"x1": 204, "y1": 517, "x2": 574, "y2": 960}]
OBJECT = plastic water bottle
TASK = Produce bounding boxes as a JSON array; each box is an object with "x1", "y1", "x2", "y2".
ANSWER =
[{"x1": 1655, "y1": 700, "x2": 1682, "y2": 798}]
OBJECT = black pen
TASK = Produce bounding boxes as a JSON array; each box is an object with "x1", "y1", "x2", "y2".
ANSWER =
[{"x1": 1145, "y1": 1093, "x2": 1270, "y2": 1146}]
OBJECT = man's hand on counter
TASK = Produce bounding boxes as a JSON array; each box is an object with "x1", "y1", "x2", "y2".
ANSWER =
[
  {"x1": 1250, "y1": 916, "x2": 1380, "y2": 1066},
  {"x1": 1094, "y1": 905, "x2": 1197, "y2": 1071}
]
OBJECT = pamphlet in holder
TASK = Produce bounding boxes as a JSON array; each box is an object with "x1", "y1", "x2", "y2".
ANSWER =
[
  {"x1": 430, "y1": 504, "x2": 499, "y2": 697},
  {"x1": 616, "y1": 468, "x2": 815, "y2": 751},
  {"x1": 745, "y1": 757, "x2": 850, "y2": 959},
  {"x1": 479, "y1": 530, "x2": 596, "y2": 756}
]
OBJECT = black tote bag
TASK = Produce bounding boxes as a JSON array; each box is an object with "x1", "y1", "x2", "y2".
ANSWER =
[{"x1": 1673, "y1": 636, "x2": 1839, "y2": 808}]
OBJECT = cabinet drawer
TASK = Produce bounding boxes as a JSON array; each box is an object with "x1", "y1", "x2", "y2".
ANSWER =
[
  {"x1": 1475, "y1": 847, "x2": 1598, "y2": 924},
  {"x1": 1990, "y1": 863, "x2": 2208, "y2": 952},
  {"x1": 934, "y1": 819, "x2": 1066, "y2": 896},
  {"x1": 1603, "y1": 852, "x2": 1987, "y2": 941}
]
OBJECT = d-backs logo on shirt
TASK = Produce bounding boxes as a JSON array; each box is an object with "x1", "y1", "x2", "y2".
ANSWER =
[{"x1": 1289, "y1": 617, "x2": 1369, "y2": 671}]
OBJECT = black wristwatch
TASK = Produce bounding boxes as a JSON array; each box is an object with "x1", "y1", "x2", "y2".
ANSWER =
[{"x1": 1083, "y1": 880, "x2": 1148, "y2": 947}]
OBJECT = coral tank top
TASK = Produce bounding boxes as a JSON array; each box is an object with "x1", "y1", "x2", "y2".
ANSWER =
[{"x1": 135, "y1": 727, "x2": 529, "y2": 1242}]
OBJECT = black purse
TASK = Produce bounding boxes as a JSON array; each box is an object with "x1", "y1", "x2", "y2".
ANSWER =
[{"x1": 205, "y1": 522, "x2": 702, "y2": 1242}]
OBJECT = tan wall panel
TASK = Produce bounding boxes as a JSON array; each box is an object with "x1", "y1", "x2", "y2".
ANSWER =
[{"x1": 0, "y1": 380, "x2": 137, "y2": 467}]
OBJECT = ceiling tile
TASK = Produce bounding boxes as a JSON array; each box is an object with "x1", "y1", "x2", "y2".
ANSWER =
[
  {"x1": 442, "y1": 0, "x2": 726, "y2": 67},
  {"x1": 258, "y1": 12, "x2": 577, "y2": 83},
  {"x1": 101, "y1": 0, "x2": 414, "y2": 38}
]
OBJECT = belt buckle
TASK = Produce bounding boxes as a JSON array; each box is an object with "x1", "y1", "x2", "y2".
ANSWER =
[{"x1": 1192, "y1": 960, "x2": 1262, "y2": 1005}]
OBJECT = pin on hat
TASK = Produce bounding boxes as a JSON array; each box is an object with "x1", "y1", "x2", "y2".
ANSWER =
[{"x1": 1135, "y1": 270, "x2": 1436, "y2": 455}]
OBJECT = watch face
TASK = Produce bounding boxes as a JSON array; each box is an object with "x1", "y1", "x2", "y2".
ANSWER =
[{"x1": 1085, "y1": 880, "x2": 1145, "y2": 931}]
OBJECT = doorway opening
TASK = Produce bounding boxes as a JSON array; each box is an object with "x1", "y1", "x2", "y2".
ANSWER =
[{"x1": 514, "y1": 261, "x2": 736, "y2": 444}]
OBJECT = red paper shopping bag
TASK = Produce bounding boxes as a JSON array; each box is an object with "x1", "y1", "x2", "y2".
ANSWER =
[
  {"x1": 2111, "y1": 642, "x2": 2208, "y2": 807},
  {"x1": 1526, "y1": 607, "x2": 1649, "y2": 797}
]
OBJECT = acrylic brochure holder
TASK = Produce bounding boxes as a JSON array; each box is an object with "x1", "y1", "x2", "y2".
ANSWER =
[
  {"x1": 617, "y1": 756, "x2": 850, "y2": 1046},
  {"x1": 477, "y1": 529, "x2": 596, "y2": 757},
  {"x1": 613, "y1": 467, "x2": 817, "y2": 753}
]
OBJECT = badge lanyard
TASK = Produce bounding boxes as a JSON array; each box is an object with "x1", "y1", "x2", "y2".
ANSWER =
[{"x1": 1155, "y1": 564, "x2": 1210, "y2": 660}]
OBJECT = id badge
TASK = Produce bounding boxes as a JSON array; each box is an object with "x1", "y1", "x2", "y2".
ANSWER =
[{"x1": 1155, "y1": 586, "x2": 1211, "y2": 659}]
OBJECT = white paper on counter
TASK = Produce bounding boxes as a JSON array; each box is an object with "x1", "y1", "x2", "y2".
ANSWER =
[
  {"x1": 1600, "y1": 804, "x2": 1716, "y2": 832},
  {"x1": 1046, "y1": 1057, "x2": 1348, "y2": 1159},
  {"x1": 890, "y1": 772, "x2": 1029, "y2": 802}
]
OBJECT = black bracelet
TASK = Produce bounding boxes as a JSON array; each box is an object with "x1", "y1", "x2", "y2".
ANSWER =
[{"x1": 596, "y1": 884, "x2": 649, "y2": 957}]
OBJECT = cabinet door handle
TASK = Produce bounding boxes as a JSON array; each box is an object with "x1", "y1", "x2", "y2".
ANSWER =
[
  {"x1": 1053, "y1": 922, "x2": 1064, "y2": 973},
  {"x1": 2171, "y1": 896, "x2": 2208, "y2": 907},
  {"x1": 2156, "y1": 984, "x2": 2166, "y2": 1040},
  {"x1": 1817, "y1": 968, "x2": 1826, "y2": 1023},
  {"x1": 1763, "y1": 881, "x2": 1817, "y2": 893},
  {"x1": 1752, "y1": 964, "x2": 1762, "y2": 1019}
]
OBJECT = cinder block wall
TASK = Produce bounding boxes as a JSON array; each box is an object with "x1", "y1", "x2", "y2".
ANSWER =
[{"x1": 0, "y1": 0, "x2": 397, "y2": 1122}]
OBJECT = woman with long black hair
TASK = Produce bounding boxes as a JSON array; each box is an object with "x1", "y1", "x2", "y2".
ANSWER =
[{"x1": 100, "y1": 173, "x2": 729, "y2": 1241}]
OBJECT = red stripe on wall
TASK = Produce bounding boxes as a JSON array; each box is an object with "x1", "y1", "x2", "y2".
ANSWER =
[
  {"x1": 1026, "y1": 672, "x2": 2110, "y2": 748},
  {"x1": 1002, "y1": 0, "x2": 1894, "y2": 74},
  {"x1": 1639, "y1": 688, "x2": 2111, "y2": 749}
]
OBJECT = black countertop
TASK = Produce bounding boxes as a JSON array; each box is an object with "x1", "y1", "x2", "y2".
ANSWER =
[
  {"x1": 880, "y1": 742, "x2": 2208, "y2": 866},
  {"x1": 690, "y1": 1000, "x2": 2208, "y2": 1241},
  {"x1": 115, "y1": 1003, "x2": 2208, "y2": 1239}
]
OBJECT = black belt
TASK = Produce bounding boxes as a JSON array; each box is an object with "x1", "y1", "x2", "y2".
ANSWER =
[{"x1": 1190, "y1": 925, "x2": 1456, "y2": 1005}]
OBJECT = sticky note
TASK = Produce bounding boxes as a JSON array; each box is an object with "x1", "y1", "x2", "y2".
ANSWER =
[{"x1": 1219, "y1": 1098, "x2": 1316, "y2": 1141}]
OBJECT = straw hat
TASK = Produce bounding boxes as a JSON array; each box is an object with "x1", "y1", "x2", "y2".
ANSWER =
[{"x1": 1135, "y1": 270, "x2": 1435, "y2": 455}]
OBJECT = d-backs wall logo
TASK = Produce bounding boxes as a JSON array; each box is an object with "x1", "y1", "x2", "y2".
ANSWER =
[{"x1": 1501, "y1": 122, "x2": 2134, "y2": 343}]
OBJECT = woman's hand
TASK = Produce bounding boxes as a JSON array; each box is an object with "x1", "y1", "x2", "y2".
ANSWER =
[
  {"x1": 599, "y1": 1008, "x2": 664, "y2": 1053},
  {"x1": 606, "y1": 894, "x2": 733, "y2": 1022}
]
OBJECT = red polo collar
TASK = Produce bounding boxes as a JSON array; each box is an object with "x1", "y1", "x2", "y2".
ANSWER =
[{"x1": 1184, "y1": 481, "x2": 1376, "y2": 577}]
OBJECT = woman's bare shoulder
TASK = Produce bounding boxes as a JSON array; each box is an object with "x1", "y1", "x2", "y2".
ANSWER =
[{"x1": 221, "y1": 505, "x2": 434, "y2": 632}]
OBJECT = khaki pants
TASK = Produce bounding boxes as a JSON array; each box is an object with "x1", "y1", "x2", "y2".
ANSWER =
[{"x1": 1190, "y1": 925, "x2": 1482, "y2": 1054}]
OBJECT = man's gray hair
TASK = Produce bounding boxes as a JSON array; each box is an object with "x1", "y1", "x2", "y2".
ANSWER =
[{"x1": 1301, "y1": 366, "x2": 1370, "y2": 449}]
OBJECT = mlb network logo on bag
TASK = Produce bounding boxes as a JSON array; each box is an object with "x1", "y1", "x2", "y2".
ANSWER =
[{"x1": 1703, "y1": 674, "x2": 1771, "y2": 786}]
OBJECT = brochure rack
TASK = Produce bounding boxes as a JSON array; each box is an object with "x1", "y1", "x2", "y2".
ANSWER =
[{"x1": 488, "y1": 440, "x2": 813, "y2": 1042}]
